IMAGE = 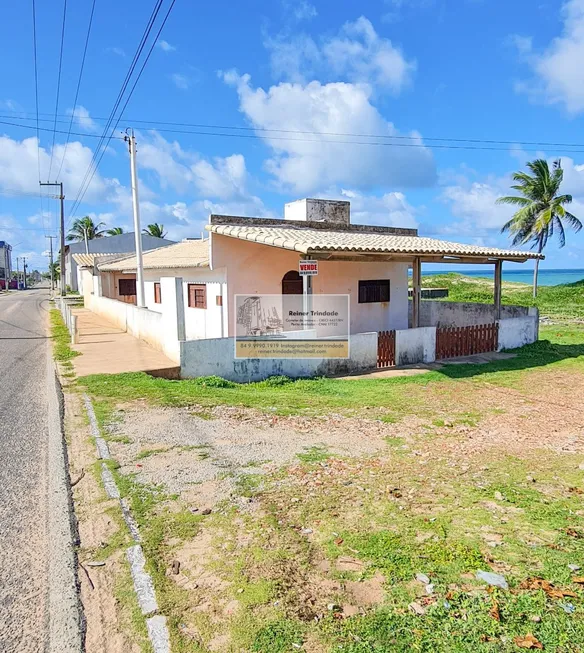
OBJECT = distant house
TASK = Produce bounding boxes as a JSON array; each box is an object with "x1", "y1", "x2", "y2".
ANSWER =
[
  {"x1": 81, "y1": 198, "x2": 542, "y2": 380},
  {"x1": 64, "y1": 232, "x2": 175, "y2": 292}
]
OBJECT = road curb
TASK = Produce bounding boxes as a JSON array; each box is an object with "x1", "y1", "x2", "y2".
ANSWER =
[
  {"x1": 83, "y1": 393, "x2": 171, "y2": 653},
  {"x1": 47, "y1": 356, "x2": 85, "y2": 652}
]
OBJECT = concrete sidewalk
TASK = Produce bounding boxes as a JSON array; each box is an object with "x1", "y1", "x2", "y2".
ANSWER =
[{"x1": 71, "y1": 308, "x2": 179, "y2": 378}]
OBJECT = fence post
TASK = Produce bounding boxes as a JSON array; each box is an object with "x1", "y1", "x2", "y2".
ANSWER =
[{"x1": 71, "y1": 315, "x2": 78, "y2": 344}]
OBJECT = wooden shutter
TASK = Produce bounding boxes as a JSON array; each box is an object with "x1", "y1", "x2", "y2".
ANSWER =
[
  {"x1": 188, "y1": 284, "x2": 207, "y2": 309},
  {"x1": 154, "y1": 282, "x2": 161, "y2": 304}
]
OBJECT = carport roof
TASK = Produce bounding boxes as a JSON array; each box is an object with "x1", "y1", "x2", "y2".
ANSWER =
[{"x1": 205, "y1": 218, "x2": 544, "y2": 263}]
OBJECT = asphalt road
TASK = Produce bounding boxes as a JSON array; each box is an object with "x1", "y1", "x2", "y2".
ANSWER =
[{"x1": 0, "y1": 288, "x2": 52, "y2": 652}]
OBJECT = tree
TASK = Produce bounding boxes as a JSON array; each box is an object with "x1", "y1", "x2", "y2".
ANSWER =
[
  {"x1": 497, "y1": 159, "x2": 582, "y2": 297},
  {"x1": 143, "y1": 223, "x2": 167, "y2": 239},
  {"x1": 106, "y1": 227, "x2": 124, "y2": 236},
  {"x1": 67, "y1": 216, "x2": 106, "y2": 253}
]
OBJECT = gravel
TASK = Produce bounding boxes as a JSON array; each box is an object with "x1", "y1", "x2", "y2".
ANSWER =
[{"x1": 108, "y1": 405, "x2": 388, "y2": 502}]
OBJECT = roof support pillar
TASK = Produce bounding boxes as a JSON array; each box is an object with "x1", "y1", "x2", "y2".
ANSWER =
[
  {"x1": 494, "y1": 259, "x2": 502, "y2": 321},
  {"x1": 302, "y1": 255, "x2": 313, "y2": 331},
  {"x1": 412, "y1": 256, "x2": 421, "y2": 329}
]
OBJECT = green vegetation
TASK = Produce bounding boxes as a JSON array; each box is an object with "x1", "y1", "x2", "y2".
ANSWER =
[
  {"x1": 422, "y1": 273, "x2": 584, "y2": 319},
  {"x1": 50, "y1": 309, "x2": 80, "y2": 365},
  {"x1": 80, "y1": 326, "x2": 584, "y2": 419}
]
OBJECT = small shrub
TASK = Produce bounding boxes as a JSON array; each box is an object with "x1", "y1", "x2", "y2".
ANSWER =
[
  {"x1": 191, "y1": 375, "x2": 238, "y2": 388},
  {"x1": 261, "y1": 375, "x2": 294, "y2": 387}
]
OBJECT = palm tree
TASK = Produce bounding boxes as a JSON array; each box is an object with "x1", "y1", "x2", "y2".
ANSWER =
[
  {"x1": 67, "y1": 216, "x2": 106, "y2": 253},
  {"x1": 143, "y1": 223, "x2": 167, "y2": 239},
  {"x1": 497, "y1": 159, "x2": 582, "y2": 297},
  {"x1": 106, "y1": 227, "x2": 124, "y2": 236}
]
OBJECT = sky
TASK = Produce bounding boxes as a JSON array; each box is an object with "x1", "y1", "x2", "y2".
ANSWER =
[{"x1": 2, "y1": 0, "x2": 584, "y2": 271}]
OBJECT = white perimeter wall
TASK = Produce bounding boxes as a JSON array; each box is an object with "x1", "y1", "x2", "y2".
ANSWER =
[
  {"x1": 210, "y1": 234, "x2": 409, "y2": 335},
  {"x1": 498, "y1": 316, "x2": 539, "y2": 351},
  {"x1": 180, "y1": 332, "x2": 378, "y2": 382},
  {"x1": 395, "y1": 326, "x2": 436, "y2": 366},
  {"x1": 142, "y1": 267, "x2": 227, "y2": 341}
]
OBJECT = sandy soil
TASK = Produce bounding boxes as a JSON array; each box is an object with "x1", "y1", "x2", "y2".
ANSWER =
[{"x1": 65, "y1": 392, "x2": 142, "y2": 653}]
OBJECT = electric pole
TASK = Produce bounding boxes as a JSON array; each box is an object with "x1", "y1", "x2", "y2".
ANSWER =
[
  {"x1": 45, "y1": 235, "x2": 56, "y2": 290},
  {"x1": 40, "y1": 182, "x2": 65, "y2": 296},
  {"x1": 124, "y1": 129, "x2": 145, "y2": 307},
  {"x1": 22, "y1": 256, "x2": 27, "y2": 290},
  {"x1": 16, "y1": 257, "x2": 19, "y2": 290}
]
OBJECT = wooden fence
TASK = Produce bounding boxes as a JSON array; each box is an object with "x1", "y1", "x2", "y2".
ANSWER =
[
  {"x1": 436, "y1": 323, "x2": 498, "y2": 360},
  {"x1": 377, "y1": 330, "x2": 396, "y2": 368}
]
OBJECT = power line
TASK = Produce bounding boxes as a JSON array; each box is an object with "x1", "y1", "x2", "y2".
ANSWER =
[
  {"x1": 66, "y1": 0, "x2": 166, "y2": 220},
  {"x1": 47, "y1": 0, "x2": 68, "y2": 181},
  {"x1": 0, "y1": 118, "x2": 124, "y2": 139},
  {"x1": 31, "y1": 0, "x2": 47, "y2": 238},
  {"x1": 55, "y1": 0, "x2": 96, "y2": 182},
  {"x1": 9, "y1": 111, "x2": 584, "y2": 151},
  {"x1": 68, "y1": 0, "x2": 177, "y2": 223}
]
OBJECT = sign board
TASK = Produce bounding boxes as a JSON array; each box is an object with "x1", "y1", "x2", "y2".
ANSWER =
[
  {"x1": 299, "y1": 259, "x2": 318, "y2": 276},
  {"x1": 234, "y1": 294, "x2": 349, "y2": 359}
]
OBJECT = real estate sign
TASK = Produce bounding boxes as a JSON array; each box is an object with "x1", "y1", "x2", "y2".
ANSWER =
[
  {"x1": 234, "y1": 293, "x2": 349, "y2": 359},
  {"x1": 299, "y1": 260, "x2": 318, "y2": 275}
]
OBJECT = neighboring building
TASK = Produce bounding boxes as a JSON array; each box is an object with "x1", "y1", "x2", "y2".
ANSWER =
[
  {"x1": 82, "y1": 198, "x2": 542, "y2": 380},
  {"x1": 64, "y1": 232, "x2": 175, "y2": 292},
  {"x1": 0, "y1": 241, "x2": 12, "y2": 289}
]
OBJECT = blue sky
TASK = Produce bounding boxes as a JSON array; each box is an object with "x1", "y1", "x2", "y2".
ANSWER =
[{"x1": 1, "y1": 0, "x2": 584, "y2": 271}]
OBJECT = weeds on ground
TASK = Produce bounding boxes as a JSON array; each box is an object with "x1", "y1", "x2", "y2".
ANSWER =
[{"x1": 50, "y1": 308, "x2": 80, "y2": 362}]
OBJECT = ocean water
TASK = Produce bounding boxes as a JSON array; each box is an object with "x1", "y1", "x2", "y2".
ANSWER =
[{"x1": 422, "y1": 268, "x2": 584, "y2": 287}]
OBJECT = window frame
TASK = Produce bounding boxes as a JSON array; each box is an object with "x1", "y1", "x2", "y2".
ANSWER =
[
  {"x1": 154, "y1": 282, "x2": 162, "y2": 304},
  {"x1": 358, "y1": 279, "x2": 390, "y2": 304},
  {"x1": 118, "y1": 278, "x2": 137, "y2": 297},
  {"x1": 187, "y1": 283, "x2": 207, "y2": 309}
]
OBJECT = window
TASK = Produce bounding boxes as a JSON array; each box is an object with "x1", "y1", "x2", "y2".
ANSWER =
[
  {"x1": 359, "y1": 279, "x2": 390, "y2": 304},
  {"x1": 188, "y1": 283, "x2": 207, "y2": 309},
  {"x1": 119, "y1": 278, "x2": 136, "y2": 296},
  {"x1": 154, "y1": 282, "x2": 162, "y2": 304}
]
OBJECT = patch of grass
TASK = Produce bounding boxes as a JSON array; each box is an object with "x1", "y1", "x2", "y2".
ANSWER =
[
  {"x1": 251, "y1": 619, "x2": 304, "y2": 652},
  {"x1": 421, "y1": 272, "x2": 584, "y2": 320},
  {"x1": 50, "y1": 309, "x2": 80, "y2": 363},
  {"x1": 236, "y1": 473, "x2": 264, "y2": 498},
  {"x1": 114, "y1": 562, "x2": 154, "y2": 653},
  {"x1": 79, "y1": 326, "x2": 584, "y2": 418},
  {"x1": 135, "y1": 447, "x2": 169, "y2": 460},
  {"x1": 297, "y1": 445, "x2": 331, "y2": 463}
]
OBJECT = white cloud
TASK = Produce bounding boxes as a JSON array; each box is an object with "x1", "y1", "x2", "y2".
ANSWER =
[
  {"x1": 106, "y1": 46, "x2": 125, "y2": 57},
  {"x1": 515, "y1": 0, "x2": 584, "y2": 113},
  {"x1": 0, "y1": 135, "x2": 109, "y2": 202},
  {"x1": 319, "y1": 188, "x2": 419, "y2": 227},
  {"x1": 171, "y1": 73, "x2": 190, "y2": 90},
  {"x1": 265, "y1": 16, "x2": 415, "y2": 92},
  {"x1": 67, "y1": 105, "x2": 97, "y2": 132},
  {"x1": 282, "y1": 0, "x2": 317, "y2": 20},
  {"x1": 223, "y1": 71, "x2": 436, "y2": 193},
  {"x1": 440, "y1": 178, "x2": 513, "y2": 231},
  {"x1": 157, "y1": 39, "x2": 176, "y2": 52},
  {"x1": 137, "y1": 131, "x2": 255, "y2": 201}
]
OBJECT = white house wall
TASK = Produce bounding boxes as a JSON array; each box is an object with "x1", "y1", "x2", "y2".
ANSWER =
[{"x1": 142, "y1": 267, "x2": 227, "y2": 340}]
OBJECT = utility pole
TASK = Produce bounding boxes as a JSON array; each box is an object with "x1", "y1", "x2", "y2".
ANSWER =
[
  {"x1": 124, "y1": 128, "x2": 145, "y2": 307},
  {"x1": 22, "y1": 257, "x2": 27, "y2": 290},
  {"x1": 16, "y1": 257, "x2": 19, "y2": 290},
  {"x1": 40, "y1": 182, "x2": 65, "y2": 296},
  {"x1": 45, "y1": 235, "x2": 56, "y2": 290}
]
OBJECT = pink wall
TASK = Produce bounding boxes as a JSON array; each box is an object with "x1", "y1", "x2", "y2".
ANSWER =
[{"x1": 211, "y1": 234, "x2": 410, "y2": 336}]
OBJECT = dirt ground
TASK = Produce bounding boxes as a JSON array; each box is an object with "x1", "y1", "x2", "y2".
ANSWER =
[
  {"x1": 65, "y1": 392, "x2": 147, "y2": 653},
  {"x1": 85, "y1": 364, "x2": 584, "y2": 651}
]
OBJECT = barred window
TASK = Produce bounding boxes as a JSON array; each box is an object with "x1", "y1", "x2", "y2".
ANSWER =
[
  {"x1": 358, "y1": 279, "x2": 390, "y2": 303},
  {"x1": 188, "y1": 284, "x2": 207, "y2": 309},
  {"x1": 119, "y1": 278, "x2": 136, "y2": 296}
]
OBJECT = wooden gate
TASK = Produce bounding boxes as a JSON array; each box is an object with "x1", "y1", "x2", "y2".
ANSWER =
[
  {"x1": 378, "y1": 330, "x2": 396, "y2": 368},
  {"x1": 436, "y1": 323, "x2": 498, "y2": 360}
]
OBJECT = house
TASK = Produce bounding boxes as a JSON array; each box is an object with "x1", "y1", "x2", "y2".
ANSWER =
[
  {"x1": 64, "y1": 232, "x2": 175, "y2": 293},
  {"x1": 83, "y1": 198, "x2": 542, "y2": 381}
]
